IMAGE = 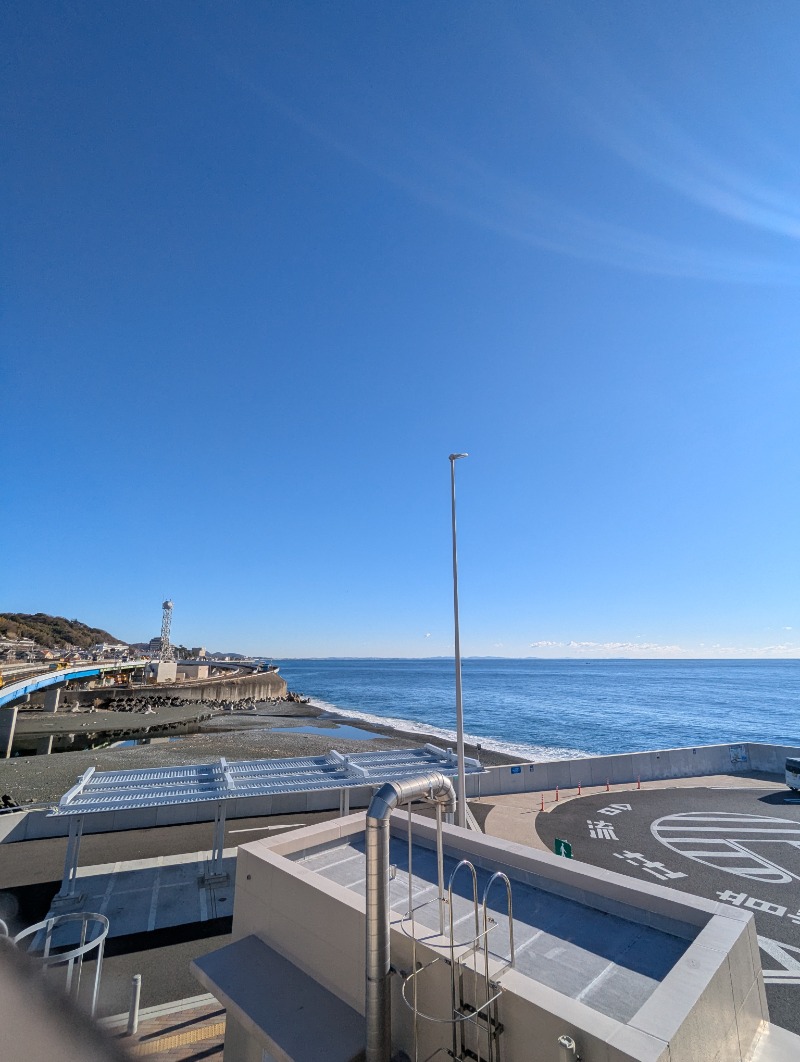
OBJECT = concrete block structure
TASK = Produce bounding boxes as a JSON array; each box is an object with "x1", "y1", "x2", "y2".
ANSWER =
[
  {"x1": 176, "y1": 663, "x2": 209, "y2": 680},
  {"x1": 150, "y1": 660, "x2": 178, "y2": 684},
  {"x1": 193, "y1": 807, "x2": 794, "y2": 1062},
  {"x1": 43, "y1": 687, "x2": 61, "y2": 713}
]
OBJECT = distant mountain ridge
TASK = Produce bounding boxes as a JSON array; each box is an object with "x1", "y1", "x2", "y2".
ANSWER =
[{"x1": 0, "y1": 613, "x2": 126, "y2": 650}]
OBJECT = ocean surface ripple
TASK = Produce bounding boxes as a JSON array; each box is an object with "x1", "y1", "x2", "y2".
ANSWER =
[{"x1": 277, "y1": 658, "x2": 800, "y2": 761}]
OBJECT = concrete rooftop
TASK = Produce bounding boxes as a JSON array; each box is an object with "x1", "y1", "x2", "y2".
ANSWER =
[{"x1": 292, "y1": 833, "x2": 695, "y2": 1023}]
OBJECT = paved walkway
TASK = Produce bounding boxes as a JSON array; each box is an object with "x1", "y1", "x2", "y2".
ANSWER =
[
  {"x1": 470, "y1": 771, "x2": 783, "y2": 853},
  {"x1": 101, "y1": 993, "x2": 224, "y2": 1061}
]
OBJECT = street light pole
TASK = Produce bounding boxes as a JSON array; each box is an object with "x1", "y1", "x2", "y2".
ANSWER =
[{"x1": 449, "y1": 452, "x2": 468, "y2": 828}]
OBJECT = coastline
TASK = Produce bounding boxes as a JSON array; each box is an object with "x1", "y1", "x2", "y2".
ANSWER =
[{"x1": 0, "y1": 698, "x2": 523, "y2": 805}]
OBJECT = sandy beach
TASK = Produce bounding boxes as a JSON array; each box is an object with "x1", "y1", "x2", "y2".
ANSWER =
[{"x1": 0, "y1": 698, "x2": 522, "y2": 805}]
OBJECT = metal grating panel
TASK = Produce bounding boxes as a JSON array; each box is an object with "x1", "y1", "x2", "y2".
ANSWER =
[{"x1": 50, "y1": 746, "x2": 485, "y2": 817}]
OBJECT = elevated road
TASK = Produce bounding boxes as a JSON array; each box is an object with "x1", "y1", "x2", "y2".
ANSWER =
[
  {"x1": 0, "y1": 658, "x2": 149, "y2": 709},
  {"x1": 0, "y1": 658, "x2": 273, "y2": 710},
  {"x1": 0, "y1": 657, "x2": 283, "y2": 758},
  {"x1": 0, "y1": 662, "x2": 54, "y2": 681},
  {"x1": 0, "y1": 660, "x2": 149, "y2": 710}
]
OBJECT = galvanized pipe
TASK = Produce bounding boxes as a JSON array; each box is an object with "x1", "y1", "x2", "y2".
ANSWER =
[{"x1": 365, "y1": 772, "x2": 456, "y2": 1062}]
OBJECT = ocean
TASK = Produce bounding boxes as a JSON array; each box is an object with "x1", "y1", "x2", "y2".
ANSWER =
[{"x1": 277, "y1": 658, "x2": 799, "y2": 761}]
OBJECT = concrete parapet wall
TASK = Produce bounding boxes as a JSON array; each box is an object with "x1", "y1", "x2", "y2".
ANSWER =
[
  {"x1": 1, "y1": 741, "x2": 797, "y2": 844},
  {"x1": 747, "y1": 742, "x2": 800, "y2": 774},
  {"x1": 467, "y1": 741, "x2": 800, "y2": 799}
]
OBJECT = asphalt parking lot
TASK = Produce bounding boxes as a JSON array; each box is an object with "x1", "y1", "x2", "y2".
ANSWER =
[{"x1": 535, "y1": 785, "x2": 800, "y2": 1035}]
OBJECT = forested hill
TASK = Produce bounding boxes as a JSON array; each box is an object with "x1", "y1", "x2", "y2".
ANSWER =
[{"x1": 0, "y1": 613, "x2": 127, "y2": 650}]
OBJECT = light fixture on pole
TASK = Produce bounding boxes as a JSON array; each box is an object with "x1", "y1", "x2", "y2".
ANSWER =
[{"x1": 449, "y1": 452, "x2": 468, "y2": 828}]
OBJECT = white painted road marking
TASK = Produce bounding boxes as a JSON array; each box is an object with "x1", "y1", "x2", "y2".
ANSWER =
[
  {"x1": 613, "y1": 851, "x2": 687, "y2": 881},
  {"x1": 587, "y1": 820, "x2": 618, "y2": 840},
  {"x1": 147, "y1": 856, "x2": 163, "y2": 932},
  {"x1": 597, "y1": 803, "x2": 632, "y2": 816},
  {"x1": 651, "y1": 812, "x2": 800, "y2": 884},
  {"x1": 759, "y1": 936, "x2": 800, "y2": 986},
  {"x1": 98, "y1": 862, "x2": 121, "y2": 915}
]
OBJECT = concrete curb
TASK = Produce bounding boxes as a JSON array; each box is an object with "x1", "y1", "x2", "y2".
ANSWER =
[{"x1": 98, "y1": 992, "x2": 218, "y2": 1029}]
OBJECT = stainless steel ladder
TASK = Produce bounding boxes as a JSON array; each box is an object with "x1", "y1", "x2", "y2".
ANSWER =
[{"x1": 398, "y1": 801, "x2": 515, "y2": 1062}]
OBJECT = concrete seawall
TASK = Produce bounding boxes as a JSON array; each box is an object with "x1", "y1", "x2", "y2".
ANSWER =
[
  {"x1": 89, "y1": 669, "x2": 289, "y2": 707},
  {"x1": 161, "y1": 669, "x2": 287, "y2": 703},
  {"x1": 1, "y1": 739, "x2": 797, "y2": 844}
]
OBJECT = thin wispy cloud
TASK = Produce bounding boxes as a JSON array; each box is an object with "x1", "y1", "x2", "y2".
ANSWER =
[
  {"x1": 511, "y1": 9, "x2": 800, "y2": 241},
  {"x1": 568, "y1": 640, "x2": 683, "y2": 652},
  {"x1": 192, "y1": 13, "x2": 800, "y2": 286},
  {"x1": 562, "y1": 38, "x2": 800, "y2": 242},
  {"x1": 707, "y1": 643, "x2": 800, "y2": 657},
  {"x1": 529, "y1": 639, "x2": 799, "y2": 658},
  {"x1": 530, "y1": 640, "x2": 683, "y2": 653}
]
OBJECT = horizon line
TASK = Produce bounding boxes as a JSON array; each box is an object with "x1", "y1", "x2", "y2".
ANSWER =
[{"x1": 266, "y1": 654, "x2": 800, "y2": 662}]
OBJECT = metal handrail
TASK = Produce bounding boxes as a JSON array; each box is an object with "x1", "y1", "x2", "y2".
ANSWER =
[
  {"x1": 448, "y1": 860, "x2": 480, "y2": 1061},
  {"x1": 397, "y1": 820, "x2": 516, "y2": 1062},
  {"x1": 482, "y1": 871, "x2": 515, "y2": 974},
  {"x1": 401, "y1": 799, "x2": 453, "y2": 1062},
  {"x1": 481, "y1": 872, "x2": 514, "y2": 1062},
  {"x1": 14, "y1": 911, "x2": 109, "y2": 1016}
]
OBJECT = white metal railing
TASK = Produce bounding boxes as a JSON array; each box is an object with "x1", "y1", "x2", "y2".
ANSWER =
[
  {"x1": 13, "y1": 912, "x2": 109, "y2": 1017},
  {"x1": 399, "y1": 805, "x2": 515, "y2": 1062}
]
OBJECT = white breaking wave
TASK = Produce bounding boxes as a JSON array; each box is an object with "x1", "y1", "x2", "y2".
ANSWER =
[{"x1": 307, "y1": 698, "x2": 586, "y2": 763}]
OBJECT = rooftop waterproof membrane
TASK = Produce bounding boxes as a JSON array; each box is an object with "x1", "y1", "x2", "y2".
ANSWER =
[{"x1": 292, "y1": 834, "x2": 694, "y2": 1023}]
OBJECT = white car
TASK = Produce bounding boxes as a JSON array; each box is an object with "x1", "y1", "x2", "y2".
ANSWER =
[{"x1": 786, "y1": 757, "x2": 800, "y2": 792}]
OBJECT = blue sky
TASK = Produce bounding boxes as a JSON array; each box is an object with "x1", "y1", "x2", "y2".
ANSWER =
[{"x1": 2, "y1": 1, "x2": 799, "y2": 658}]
